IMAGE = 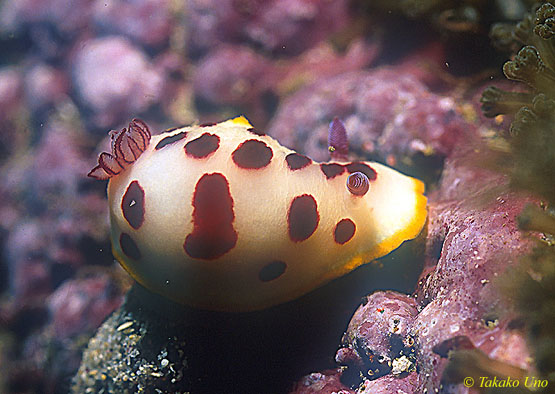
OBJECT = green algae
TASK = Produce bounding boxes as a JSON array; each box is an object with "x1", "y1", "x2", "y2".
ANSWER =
[{"x1": 479, "y1": 2, "x2": 555, "y2": 389}]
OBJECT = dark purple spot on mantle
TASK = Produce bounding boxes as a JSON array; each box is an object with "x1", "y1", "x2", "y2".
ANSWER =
[
  {"x1": 232, "y1": 139, "x2": 273, "y2": 169},
  {"x1": 247, "y1": 127, "x2": 265, "y2": 136},
  {"x1": 184, "y1": 133, "x2": 220, "y2": 159},
  {"x1": 184, "y1": 173, "x2": 237, "y2": 260},
  {"x1": 334, "y1": 219, "x2": 356, "y2": 244},
  {"x1": 258, "y1": 261, "x2": 287, "y2": 282},
  {"x1": 155, "y1": 131, "x2": 187, "y2": 150},
  {"x1": 345, "y1": 162, "x2": 377, "y2": 181},
  {"x1": 121, "y1": 181, "x2": 145, "y2": 229},
  {"x1": 320, "y1": 163, "x2": 345, "y2": 179},
  {"x1": 120, "y1": 233, "x2": 141, "y2": 260},
  {"x1": 286, "y1": 153, "x2": 312, "y2": 171},
  {"x1": 288, "y1": 194, "x2": 319, "y2": 242}
]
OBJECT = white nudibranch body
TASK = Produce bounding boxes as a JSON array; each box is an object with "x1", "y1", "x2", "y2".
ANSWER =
[{"x1": 89, "y1": 116, "x2": 427, "y2": 311}]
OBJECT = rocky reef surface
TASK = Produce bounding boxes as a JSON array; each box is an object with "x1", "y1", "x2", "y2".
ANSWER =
[
  {"x1": 292, "y1": 141, "x2": 538, "y2": 394},
  {"x1": 0, "y1": 0, "x2": 552, "y2": 393}
]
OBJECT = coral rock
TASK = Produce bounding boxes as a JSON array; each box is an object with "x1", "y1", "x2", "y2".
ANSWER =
[
  {"x1": 268, "y1": 69, "x2": 475, "y2": 164},
  {"x1": 289, "y1": 369, "x2": 353, "y2": 394},
  {"x1": 72, "y1": 36, "x2": 164, "y2": 127},
  {"x1": 47, "y1": 275, "x2": 123, "y2": 339},
  {"x1": 24, "y1": 63, "x2": 69, "y2": 110},
  {"x1": 92, "y1": 0, "x2": 173, "y2": 47},
  {"x1": 187, "y1": 0, "x2": 351, "y2": 55},
  {"x1": 295, "y1": 141, "x2": 536, "y2": 393}
]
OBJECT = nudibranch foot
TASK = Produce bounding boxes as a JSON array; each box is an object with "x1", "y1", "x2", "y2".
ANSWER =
[
  {"x1": 90, "y1": 116, "x2": 427, "y2": 311},
  {"x1": 88, "y1": 119, "x2": 152, "y2": 180}
]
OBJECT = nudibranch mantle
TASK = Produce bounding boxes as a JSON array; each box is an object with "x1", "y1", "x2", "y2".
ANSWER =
[{"x1": 90, "y1": 116, "x2": 427, "y2": 311}]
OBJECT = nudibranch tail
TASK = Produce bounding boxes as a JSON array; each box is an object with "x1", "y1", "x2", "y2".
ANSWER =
[
  {"x1": 328, "y1": 116, "x2": 349, "y2": 161},
  {"x1": 88, "y1": 119, "x2": 152, "y2": 180}
]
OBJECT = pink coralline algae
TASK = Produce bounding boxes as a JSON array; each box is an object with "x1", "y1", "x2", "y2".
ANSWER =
[
  {"x1": 187, "y1": 0, "x2": 351, "y2": 55},
  {"x1": 241, "y1": 0, "x2": 350, "y2": 54},
  {"x1": 0, "y1": 67, "x2": 23, "y2": 160},
  {"x1": 336, "y1": 291, "x2": 419, "y2": 379},
  {"x1": 0, "y1": 119, "x2": 127, "y2": 392},
  {"x1": 11, "y1": 274, "x2": 123, "y2": 394},
  {"x1": 357, "y1": 372, "x2": 418, "y2": 393},
  {"x1": 31, "y1": 122, "x2": 90, "y2": 195},
  {"x1": 292, "y1": 142, "x2": 537, "y2": 393},
  {"x1": 0, "y1": 0, "x2": 542, "y2": 391},
  {"x1": 24, "y1": 63, "x2": 69, "y2": 111},
  {"x1": 47, "y1": 275, "x2": 123, "y2": 339},
  {"x1": 6, "y1": 221, "x2": 53, "y2": 301},
  {"x1": 0, "y1": 67, "x2": 23, "y2": 116},
  {"x1": 72, "y1": 36, "x2": 164, "y2": 128},
  {"x1": 2, "y1": 122, "x2": 110, "y2": 306},
  {"x1": 268, "y1": 68, "x2": 475, "y2": 164},
  {"x1": 92, "y1": 0, "x2": 173, "y2": 47},
  {"x1": 291, "y1": 370, "x2": 354, "y2": 394},
  {"x1": 0, "y1": 0, "x2": 94, "y2": 34},
  {"x1": 193, "y1": 40, "x2": 378, "y2": 125},
  {"x1": 193, "y1": 44, "x2": 274, "y2": 115}
]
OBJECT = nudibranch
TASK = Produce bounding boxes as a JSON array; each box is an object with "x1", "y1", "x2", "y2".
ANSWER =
[{"x1": 89, "y1": 116, "x2": 427, "y2": 311}]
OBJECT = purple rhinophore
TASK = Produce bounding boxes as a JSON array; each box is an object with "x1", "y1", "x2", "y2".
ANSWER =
[{"x1": 328, "y1": 117, "x2": 349, "y2": 161}]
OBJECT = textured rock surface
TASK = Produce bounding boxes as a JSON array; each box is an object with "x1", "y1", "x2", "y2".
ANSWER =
[
  {"x1": 0, "y1": 1, "x2": 371, "y2": 386},
  {"x1": 186, "y1": 0, "x2": 351, "y2": 55},
  {"x1": 72, "y1": 36, "x2": 165, "y2": 128},
  {"x1": 92, "y1": 0, "x2": 173, "y2": 47},
  {"x1": 71, "y1": 264, "x2": 429, "y2": 394},
  {"x1": 0, "y1": 0, "x2": 94, "y2": 34},
  {"x1": 0, "y1": 119, "x2": 126, "y2": 393},
  {"x1": 0, "y1": 0, "x2": 538, "y2": 392},
  {"x1": 73, "y1": 284, "x2": 356, "y2": 394},
  {"x1": 290, "y1": 369, "x2": 354, "y2": 394},
  {"x1": 336, "y1": 291, "x2": 418, "y2": 382},
  {"x1": 292, "y1": 142, "x2": 537, "y2": 393},
  {"x1": 72, "y1": 285, "x2": 188, "y2": 394},
  {"x1": 267, "y1": 68, "x2": 475, "y2": 169},
  {"x1": 192, "y1": 40, "x2": 378, "y2": 126}
]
